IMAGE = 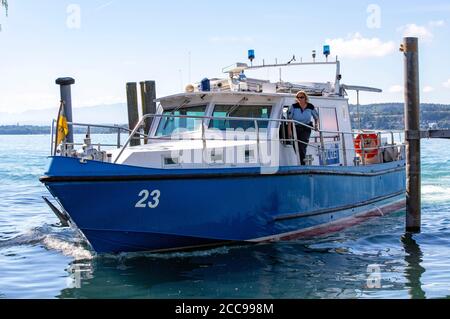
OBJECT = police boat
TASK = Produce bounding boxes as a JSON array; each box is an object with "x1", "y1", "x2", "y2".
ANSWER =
[{"x1": 40, "y1": 49, "x2": 406, "y2": 254}]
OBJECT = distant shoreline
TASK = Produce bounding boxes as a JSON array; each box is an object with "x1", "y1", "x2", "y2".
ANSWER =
[
  {"x1": 1, "y1": 102, "x2": 449, "y2": 135},
  {"x1": 0, "y1": 125, "x2": 128, "y2": 135}
]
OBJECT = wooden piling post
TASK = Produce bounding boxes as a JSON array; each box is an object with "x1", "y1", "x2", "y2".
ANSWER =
[
  {"x1": 126, "y1": 82, "x2": 140, "y2": 147},
  {"x1": 401, "y1": 37, "x2": 421, "y2": 233},
  {"x1": 140, "y1": 81, "x2": 157, "y2": 144}
]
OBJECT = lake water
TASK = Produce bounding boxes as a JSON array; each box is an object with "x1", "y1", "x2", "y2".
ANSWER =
[{"x1": 0, "y1": 134, "x2": 449, "y2": 299}]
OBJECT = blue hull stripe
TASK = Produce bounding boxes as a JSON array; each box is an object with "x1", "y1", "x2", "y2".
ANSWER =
[
  {"x1": 40, "y1": 166, "x2": 405, "y2": 182},
  {"x1": 40, "y1": 156, "x2": 406, "y2": 181}
]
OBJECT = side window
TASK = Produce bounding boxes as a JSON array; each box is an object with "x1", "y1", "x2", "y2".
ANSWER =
[
  {"x1": 318, "y1": 107, "x2": 339, "y2": 141},
  {"x1": 210, "y1": 105, "x2": 273, "y2": 130}
]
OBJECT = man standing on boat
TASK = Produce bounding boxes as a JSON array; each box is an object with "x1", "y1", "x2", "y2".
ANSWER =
[{"x1": 288, "y1": 91, "x2": 320, "y2": 165}]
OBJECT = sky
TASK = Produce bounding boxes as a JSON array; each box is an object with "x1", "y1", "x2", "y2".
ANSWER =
[{"x1": 1, "y1": 0, "x2": 450, "y2": 116}]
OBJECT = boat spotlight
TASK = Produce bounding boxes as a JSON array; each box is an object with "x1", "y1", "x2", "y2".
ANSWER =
[{"x1": 185, "y1": 84, "x2": 195, "y2": 93}]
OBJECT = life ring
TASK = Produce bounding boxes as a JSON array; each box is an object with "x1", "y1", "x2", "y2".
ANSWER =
[{"x1": 354, "y1": 134, "x2": 379, "y2": 159}]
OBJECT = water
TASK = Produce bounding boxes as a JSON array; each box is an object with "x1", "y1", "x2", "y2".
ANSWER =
[{"x1": 0, "y1": 134, "x2": 449, "y2": 299}]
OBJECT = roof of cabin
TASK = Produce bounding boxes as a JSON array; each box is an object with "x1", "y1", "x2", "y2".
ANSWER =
[{"x1": 156, "y1": 90, "x2": 346, "y2": 104}]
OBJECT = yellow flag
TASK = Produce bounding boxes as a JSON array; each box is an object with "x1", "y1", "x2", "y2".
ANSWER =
[{"x1": 56, "y1": 102, "x2": 69, "y2": 146}]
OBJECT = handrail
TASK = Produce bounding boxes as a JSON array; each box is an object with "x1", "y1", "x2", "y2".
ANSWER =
[
  {"x1": 50, "y1": 119, "x2": 56, "y2": 155},
  {"x1": 52, "y1": 120, "x2": 138, "y2": 156},
  {"x1": 125, "y1": 113, "x2": 403, "y2": 138},
  {"x1": 113, "y1": 113, "x2": 405, "y2": 164},
  {"x1": 66, "y1": 122, "x2": 132, "y2": 133},
  {"x1": 53, "y1": 115, "x2": 405, "y2": 167}
]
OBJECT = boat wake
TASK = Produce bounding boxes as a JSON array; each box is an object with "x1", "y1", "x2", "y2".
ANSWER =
[
  {"x1": 103, "y1": 246, "x2": 234, "y2": 261},
  {"x1": 0, "y1": 224, "x2": 93, "y2": 260},
  {"x1": 41, "y1": 235, "x2": 93, "y2": 260},
  {"x1": 0, "y1": 225, "x2": 236, "y2": 261}
]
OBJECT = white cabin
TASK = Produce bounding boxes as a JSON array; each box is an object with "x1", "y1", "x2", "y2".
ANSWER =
[
  {"x1": 84, "y1": 58, "x2": 402, "y2": 169},
  {"x1": 110, "y1": 91, "x2": 355, "y2": 169}
]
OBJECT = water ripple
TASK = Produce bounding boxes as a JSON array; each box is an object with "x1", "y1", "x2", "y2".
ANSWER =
[{"x1": 0, "y1": 136, "x2": 449, "y2": 299}]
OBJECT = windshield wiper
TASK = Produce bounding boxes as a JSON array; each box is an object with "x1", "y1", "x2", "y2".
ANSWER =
[{"x1": 226, "y1": 97, "x2": 248, "y2": 118}]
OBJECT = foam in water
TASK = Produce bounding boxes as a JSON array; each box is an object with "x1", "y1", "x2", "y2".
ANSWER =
[
  {"x1": 104, "y1": 246, "x2": 233, "y2": 262},
  {"x1": 422, "y1": 185, "x2": 450, "y2": 202},
  {"x1": 0, "y1": 225, "x2": 93, "y2": 261},
  {"x1": 41, "y1": 236, "x2": 93, "y2": 261}
]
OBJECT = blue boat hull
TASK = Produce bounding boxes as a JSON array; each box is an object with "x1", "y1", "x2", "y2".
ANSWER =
[{"x1": 41, "y1": 157, "x2": 406, "y2": 254}]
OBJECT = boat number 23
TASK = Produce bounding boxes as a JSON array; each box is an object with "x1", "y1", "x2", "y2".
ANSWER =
[{"x1": 135, "y1": 189, "x2": 161, "y2": 209}]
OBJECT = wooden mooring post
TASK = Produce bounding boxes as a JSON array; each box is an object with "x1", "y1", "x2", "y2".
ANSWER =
[
  {"x1": 140, "y1": 81, "x2": 157, "y2": 144},
  {"x1": 126, "y1": 82, "x2": 140, "y2": 147},
  {"x1": 401, "y1": 37, "x2": 450, "y2": 233}
]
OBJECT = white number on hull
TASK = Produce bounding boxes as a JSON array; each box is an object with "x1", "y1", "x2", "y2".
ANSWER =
[
  {"x1": 135, "y1": 189, "x2": 161, "y2": 209},
  {"x1": 148, "y1": 190, "x2": 161, "y2": 209}
]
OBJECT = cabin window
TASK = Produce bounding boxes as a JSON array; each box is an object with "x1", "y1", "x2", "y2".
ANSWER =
[
  {"x1": 209, "y1": 104, "x2": 272, "y2": 131},
  {"x1": 156, "y1": 105, "x2": 207, "y2": 136}
]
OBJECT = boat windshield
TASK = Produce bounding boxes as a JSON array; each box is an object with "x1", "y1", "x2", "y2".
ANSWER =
[
  {"x1": 156, "y1": 105, "x2": 207, "y2": 136},
  {"x1": 209, "y1": 105, "x2": 272, "y2": 131}
]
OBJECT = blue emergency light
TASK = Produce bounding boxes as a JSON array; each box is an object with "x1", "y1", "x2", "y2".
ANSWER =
[
  {"x1": 248, "y1": 49, "x2": 255, "y2": 62},
  {"x1": 323, "y1": 45, "x2": 331, "y2": 57}
]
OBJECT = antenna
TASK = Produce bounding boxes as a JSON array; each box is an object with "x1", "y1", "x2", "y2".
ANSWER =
[
  {"x1": 179, "y1": 69, "x2": 183, "y2": 91},
  {"x1": 188, "y1": 51, "x2": 192, "y2": 83},
  {"x1": 287, "y1": 55, "x2": 296, "y2": 64}
]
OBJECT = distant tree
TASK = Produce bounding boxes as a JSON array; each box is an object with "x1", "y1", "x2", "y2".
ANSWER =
[
  {"x1": 1, "y1": 0, "x2": 7, "y2": 16},
  {"x1": 1, "y1": 0, "x2": 7, "y2": 31}
]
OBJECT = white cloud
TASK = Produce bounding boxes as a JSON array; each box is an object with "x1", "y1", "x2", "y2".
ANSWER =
[
  {"x1": 388, "y1": 85, "x2": 403, "y2": 93},
  {"x1": 398, "y1": 24, "x2": 434, "y2": 41},
  {"x1": 443, "y1": 79, "x2": 450, "y2": 89},
  {"x1": 423, "y1": 86, "x2": 435, "y2": 93},
  {"x1": 429, "y1": 20, "x2": 446, "y2": 27},
  {"x1": 209, "y1": 36, "x2": 255, "y2": 44},
  {"x1": 95, "y1": 1, "x2": 115, "y2": 11},
  {"x1": 324, "y1": 33, "x2": 396, "y2": 59},
  {"x1": 397, "y1": 20, "x2": 445, "y2": 42}
]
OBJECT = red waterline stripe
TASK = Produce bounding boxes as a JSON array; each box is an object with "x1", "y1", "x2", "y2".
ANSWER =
[{"x1": 258, "y1": 200, "x2": 406, "y2": 242}]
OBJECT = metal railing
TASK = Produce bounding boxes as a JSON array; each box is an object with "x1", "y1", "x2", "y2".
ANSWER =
[
  {"x1": 112, "y1": 113, "x2": 406, "y2": 166},
  {"x1": 51, "y1": 120, "x2": 136, "y2": 156},
  {"x1": 51, "y1": 114, "x2": 405, "y2": 166}
]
